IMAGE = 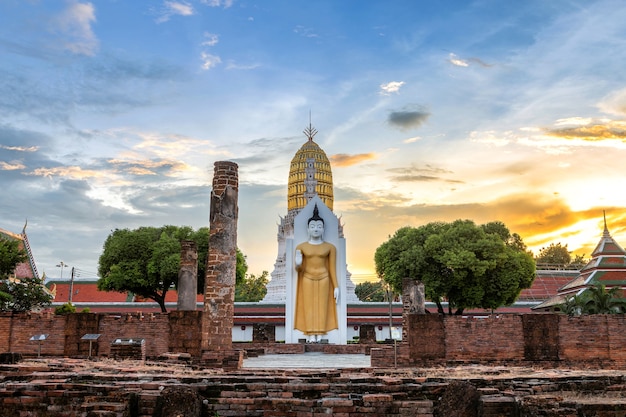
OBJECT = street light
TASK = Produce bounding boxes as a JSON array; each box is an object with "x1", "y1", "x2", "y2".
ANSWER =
[{"x1": 56, "y1": 261, "x2": 67, "y2": 279}]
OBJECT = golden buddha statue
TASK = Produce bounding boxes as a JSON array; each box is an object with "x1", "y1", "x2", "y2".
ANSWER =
[{"x1": 294, "y1": 204, "x2": 339, "y2": 337}]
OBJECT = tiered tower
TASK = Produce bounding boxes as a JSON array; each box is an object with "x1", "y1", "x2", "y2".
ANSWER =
[
  {"x1": 262, "y1": 124, "x2": 359, "y2": 303},
  {"x1": 533, "y1": 212, "x2": 626, "y2": 311}
]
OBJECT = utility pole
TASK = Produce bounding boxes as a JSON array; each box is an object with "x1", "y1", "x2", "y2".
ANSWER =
[
  {"x1": 69, "y1": 267, "x2": 75, "y2": 303},
  {"x1": 387, "y1": 284, "x2": 393, "y2": 341}
]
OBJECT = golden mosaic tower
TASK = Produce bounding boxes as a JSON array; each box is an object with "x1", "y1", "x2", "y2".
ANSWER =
[{"x1": 287, "y1": 123, "x2": 334, "y2": 212}]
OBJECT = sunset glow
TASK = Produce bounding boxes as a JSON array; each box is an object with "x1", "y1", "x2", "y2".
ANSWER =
[{"x1": 2, "y1": 1, "x2": 626, "y2": 283}]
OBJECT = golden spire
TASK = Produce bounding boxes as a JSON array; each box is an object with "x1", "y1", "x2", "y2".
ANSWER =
[
  {"x1": 303, "y1": 111, "x2": 318, "y2": 141},
  {"x1": 287, "y1": 120, "x2": 333, "y2": 212}
]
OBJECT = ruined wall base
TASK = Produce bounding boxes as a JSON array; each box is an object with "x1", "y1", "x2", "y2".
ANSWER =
[{"x1": 2, "y1": 360, "x2": 626, "y2": 417}]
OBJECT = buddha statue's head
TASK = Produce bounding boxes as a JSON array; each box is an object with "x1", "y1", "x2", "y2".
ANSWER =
[{"x1": 307, "y1": 204, "x2": 324, "y2": 239}]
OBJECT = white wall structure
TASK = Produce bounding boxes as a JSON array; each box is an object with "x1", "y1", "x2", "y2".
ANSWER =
[{"x1": 285, "y1": 196, "x2": 348, "y2": 344}]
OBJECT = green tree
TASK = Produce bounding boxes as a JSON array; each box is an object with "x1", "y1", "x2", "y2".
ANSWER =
[
  {"x1": 570, "y1": 254, "x2": 588, "y2": 269},
  {"x1": 560, "y1": 284, "x2": 626, "y2": 315},
  {"x1": 0, "y1": 277, "x2": 53, "y2": 312},
  {"x1": 0, "y1": 236, "x2": 28, "y2": 306},
  {"x1": 235, "y1": 271, "x2": 268, "y2": 302},
  {"x1": 1, "y1": 237, "x2": 27, "y2": 277},
  {"x1": 355, "y1": 281, "x2": 386, "y2": 302},
  {"x1": 98, "y1": 225, "x2": 247, "y2": 312},
  {"x1": 583, "y1": 284, "x2": 626, "y2": 314},
  {"x1": 236, "y1": 249, "x2": 248, "y2": 287},
  {"x1": 375, "y1": 220, "x2": 535, "y2": 315},
  {"x1": 535, "y1": 242, "x2": 571, "y2": 267}
]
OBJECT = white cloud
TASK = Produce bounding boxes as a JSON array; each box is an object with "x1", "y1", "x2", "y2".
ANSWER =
[
  {"x1": 51, "y1": 1, "x2": 98, "y2": 56},
  {"x1": 294, "y1": 25, "x2": 318, "y2": 38},
  {"x1": 403, "y1": 136, "x2": 420, "y2": 144},
  {"x1": 598, "y1": 88, "x2": 626, "y2": 116},
  {"x1": 0, "y1": 145, "x2": 39, "y2": 152},
  {"x1": 0, "y1": 161, "x2": 26, "y2": 170},
  {"x1": 379, "y1": 81, "x2": 405, "y2": 95},
  {"x1": 200, "y1": 52, "x2": 222, "y2": 70},
  {"x1": 201, "y1": 0, "x2": 234, "y2": 8},
  {"x1": 156, "y1": 1, "x2": 195, "y2": 23},
  {"x1": 202, "y1": 32, "x2": 219, "y2": 47},
  {"x1": 448, "y1": 53, "x2": 469, "y2": 67},
  {"x1": 225, "y1": 61, "x2": 260, "y2": 70}
]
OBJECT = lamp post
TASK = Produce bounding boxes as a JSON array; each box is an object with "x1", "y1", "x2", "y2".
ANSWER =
[{"x1": 56, "y1": 261, "x2": 67, "y2": 279}]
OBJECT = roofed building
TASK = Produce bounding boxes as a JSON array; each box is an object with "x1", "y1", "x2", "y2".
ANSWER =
[{"x1": 533, "y1": 215, "x2": 626, "y2": 311}]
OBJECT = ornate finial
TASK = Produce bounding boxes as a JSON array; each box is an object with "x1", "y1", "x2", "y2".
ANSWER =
[
  {"x1": 303, "y1": 110, "x2": 318, "y2": 141},
  {"x1": 603, "y1": 210, "x2": 610, "y2": 237}
]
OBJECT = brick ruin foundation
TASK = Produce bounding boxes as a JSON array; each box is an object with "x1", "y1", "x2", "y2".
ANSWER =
[
  {"x1": 3, "y1": 310, "x2": 626, "y2": 415},
  {"x1": 2, "y1": 359, "x2": 626, "y2": 416}
]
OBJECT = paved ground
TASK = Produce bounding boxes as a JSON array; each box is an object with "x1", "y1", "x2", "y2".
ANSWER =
[{"x1": 242, "y1": 352, "x2": 371, "y2": 369}]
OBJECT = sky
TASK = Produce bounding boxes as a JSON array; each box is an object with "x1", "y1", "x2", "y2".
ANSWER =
[{"x1": 2, "y1": 0, "x2": 626, "y2": 284}]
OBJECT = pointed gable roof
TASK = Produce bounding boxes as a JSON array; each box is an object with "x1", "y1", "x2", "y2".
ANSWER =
[
  {"x1": 0, "y1": 223, "x2": 39, "y2": 280},
  {"x1": 533, "y1": 214, "x2": 626, "y2": 311}
]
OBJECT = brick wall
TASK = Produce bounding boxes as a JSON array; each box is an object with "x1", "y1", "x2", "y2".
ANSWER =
[
  {"x1": 97, "y1": 313, "x2": 170, "y2": 358},
  {"x1": 169, "y1": 310, "x2": 203, "y2": 357},
  {"x1": 444, "y1": 315, "x2": 525, "y2": 362},
  {"x1": 382, "y1": 312, "x2": 626, "y2": 368},
  {"x1": 5, "y1": 311, "x2": 626, "y2": 367},
  {"x1": 0, "y1": 312, "x2": 66, "y2": 357},
  {"x1": 0, "y1": 312, "x2": 192, "y2": 358},
  {"x1": 0, "y1": 314, "x2": 10, "y2": 352},
  {"x1": 558, "y1": 314, "x2": 611, "y2": 363}
]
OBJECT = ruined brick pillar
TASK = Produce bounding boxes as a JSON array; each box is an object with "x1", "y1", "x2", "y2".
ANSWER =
[
  {"x1": 177, "y1": 240, "x2": 198, "y2": 311},
  {"x1": 403, "y1": 278, "x2": 425, "y2": 315},
  {"x1": 201, "y1": 161, "x2": 242, "y2": 367},
  {"x1": 402, "y1": 278, "x2": 425, "y2": 342}
]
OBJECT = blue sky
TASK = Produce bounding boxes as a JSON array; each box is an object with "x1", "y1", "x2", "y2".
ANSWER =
[{"x1": 2, "y1": 0, "x2": 626, "y2": 282}]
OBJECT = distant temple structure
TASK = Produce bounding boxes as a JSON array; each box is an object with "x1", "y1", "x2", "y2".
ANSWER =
[
  {"x1": 0, "y1": 223, "x2": 40, "y2": 280},
  {"x1": 261, "y1": 122, "x2": 359, "y2": 303},
  {"x1": 533, "y1": 214, "x2": 626, "y2": 311}
]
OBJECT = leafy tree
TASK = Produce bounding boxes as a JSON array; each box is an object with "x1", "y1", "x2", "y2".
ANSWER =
[
  {"x1": 535, "y1": 242, "x2": 571, "y2": 267},
  {"x1": 0, "y1": 237, "x2": 52, "y2": 311},
  {"x1": 1, "y1": 236, "x2": 27, "y2": 277},
  {"x1": 235, "y1": 250, "x2": 248, "y2": 287},
  {"x1": 355, "y1": 281, "x2": 386, "y2": 302},
  {"x1": 0, "y1": 277, "x2": 53, "y2": 312},
  {"x1": 98, "y1": 225, "x2": 247, "y2": 312},
  {"x1": 560, "y1": 284, "x2": 626, "y2": 315},
  {"x1": 235, "y1": 271, "x2": 268, "y2": 302},
  {"x1": 584, "y1": 284, "x2": 626, "y2": 314},
  {"x1": 561, "y1": 293, "x2": 587, "y2": 316},
  {"x1": 54, "y1": 302, "x2": 77, "y2": 315},
  {"x1": 570, "y1": 254, "x2": 588, "y2": 269},
  {"x1": 375, "y1": 220, "x2": 535, "y2": 315},
  {"x1": 1, "y1": 236, "x2": 30, "y2": 309}
]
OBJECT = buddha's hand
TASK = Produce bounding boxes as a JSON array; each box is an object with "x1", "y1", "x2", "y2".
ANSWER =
[{"x1": 295, "y1": 249, "x2": 303, "y2": 267}]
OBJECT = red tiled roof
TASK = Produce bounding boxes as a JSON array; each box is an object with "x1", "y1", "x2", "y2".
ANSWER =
[
  {"x1": 518, "y1": 271, "x2": 578, "y2": 301},
  {"x1": 49, "y1": 282, "x2": 130, "y2": 303}
]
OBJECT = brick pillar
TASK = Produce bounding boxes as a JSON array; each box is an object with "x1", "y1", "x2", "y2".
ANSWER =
[
  {"x1": 177, "y1": 240, "x2": 198, "y2": 311},
  {"x1": 201, "y1": 161, "x2": 242, "y2": 368},
  {"x1": 402, "y1": 278, "x2": 425, "y2": 342}
]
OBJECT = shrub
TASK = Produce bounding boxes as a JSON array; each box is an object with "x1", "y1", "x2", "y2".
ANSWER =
[{"x1": 54, "y1": 302, "x2": 76, "y2": 315}]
